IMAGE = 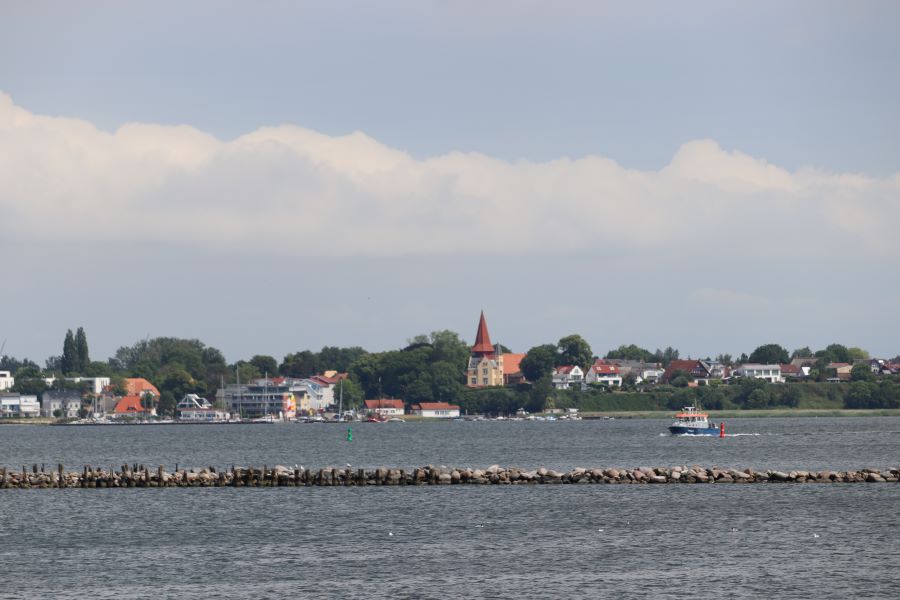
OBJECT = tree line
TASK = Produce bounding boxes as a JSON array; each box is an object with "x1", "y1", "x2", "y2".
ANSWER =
[{"x1": 2, "y1": 329, "x2": 897, "y2": 417}]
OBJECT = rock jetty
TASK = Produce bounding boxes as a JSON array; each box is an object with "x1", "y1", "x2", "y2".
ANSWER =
[{"x1": 1, "y1": 464, "x2": 898, "y2": 489}]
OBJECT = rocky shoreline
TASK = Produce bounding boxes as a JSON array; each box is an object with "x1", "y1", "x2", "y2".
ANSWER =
[{"x1": 1, "y1": 463, "x2": 899, "y2": 488}]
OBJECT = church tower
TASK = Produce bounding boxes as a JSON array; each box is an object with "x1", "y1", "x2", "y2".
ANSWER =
[{"x1": 466, "y1": 311, "x2": 505, "y2": 387}]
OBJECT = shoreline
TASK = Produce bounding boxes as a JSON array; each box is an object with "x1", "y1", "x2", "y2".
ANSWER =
[{"x1": 1, "y1": 408, "x2": 900, "y2": 425}]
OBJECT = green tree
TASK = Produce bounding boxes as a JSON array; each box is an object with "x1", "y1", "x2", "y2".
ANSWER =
[
  {"x1": 279, "y1": 350, "x2": 320, "y2": 378},
  {"x1": 525, "y1": 376, "x2": 553, "y2": 413},
  {"x1": 558, "y1": 335, "x2": 592, "y2": 369},
  {"x1": 75, "y1": 327, "x2": 90, "y2": 373},
  {"x1": 816, "y1": 344, "x2": 851, "y2": 364},
  {"x1": 334, "y1": 378, "x2": 364, "y2": 409},
  {"x1": 349, "y1": 354, "x2": 383, "y2": 399},
  {"x1": 606, "y1": 344, "x2": 654, "y2": 362},
  {"x1": 654, "y1": 347, "x2": 680, "y2": 367},
  {"x1": 61, "y1": 329, "x2": 77, "y2": 374},
  {"x1": 715, "y1": 354, "x2": 733, "y2": 366},
  {"x1": 847, "y1": 347, "x2": 870, "y2": 361},
  {"x1": 11, "y1": 377, "x2": 48, "y2": 396},
  {"x1": 850, "y1": 362, "x2": 875, "y2": 382},
  {"x1": 845, "y1": 381, "x2": 878, "y2": 409},
  {"x1": 520, "y1": 344, "x2": 558, "y2": 382},
  {"x1": 249, "y1": 355, "x2": 279, "y2": 377},
  {"x1": 670, "y1": 370, "x2": 693, "y2": 388},
  {"x1": 430, "y1": 360, "x2": 463, "y2": 402},
  {"x1": 158, "y1": 391, "x2": 177, "y2": 417},
  {"x1": 748, "y1": 344, "x2": 789, "y2": 365},
  {"x1": 233, "y1": 361, "x2": 262, "y2": 383},
  {"x1": 791, "y1": 347, "x2": 813, "y2": 359}
]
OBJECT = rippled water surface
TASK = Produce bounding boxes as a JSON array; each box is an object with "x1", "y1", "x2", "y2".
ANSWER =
[{"x1": 1, "y1": 417, "x2": 898, "y2": 599}]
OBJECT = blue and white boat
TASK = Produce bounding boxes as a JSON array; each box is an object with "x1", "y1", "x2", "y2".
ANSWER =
[{"x1": 669, "y1": 406, "x2": 722, "y2": 436}]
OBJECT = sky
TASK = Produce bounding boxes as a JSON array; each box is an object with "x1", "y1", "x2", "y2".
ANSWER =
[{"x1": 1, "y1": 1, "x2": 899, "y2": 365}]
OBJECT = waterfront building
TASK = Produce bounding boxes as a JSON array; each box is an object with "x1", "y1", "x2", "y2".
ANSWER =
[
  {"x1": 113, "y1": 395, "x2": 152, "y2": 416},
  {"x1": 217, "y1": 379, "x2": 299, "y2": 419},
  {"x1": 410, "y1": 402, "x2": 460, "y2": 418},
  {"x1": 0, "y1": 371, "x2": 14, "y2": 391},
  {"x1": 0, "y1": 393, "x2": 41, "y2": 418},
  {"x1": 177, "y1": 393, "x2": 229, "y2": 422},
  {"x1": 364, "y1": 398, "x2": 405, "y2": 417},
  {"x1": 41, "y1": 390, "x2": 82, "y2": 418}
]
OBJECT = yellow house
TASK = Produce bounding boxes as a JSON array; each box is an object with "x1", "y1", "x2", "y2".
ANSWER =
[{"x1": 466, "y1": 312, "x2": 505, "y2": 387}]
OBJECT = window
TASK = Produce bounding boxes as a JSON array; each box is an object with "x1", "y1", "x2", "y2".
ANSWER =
[
  {"x1": 471, "y1": 377, "x2": 477, "y2": 385},
  {"x1": 482, "y1": 377, "x2": 488, "y2": 385}
]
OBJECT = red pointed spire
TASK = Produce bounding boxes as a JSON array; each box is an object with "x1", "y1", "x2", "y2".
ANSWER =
[{"x1": 471, "y1": 311, "x2": 495, "y2": 356}]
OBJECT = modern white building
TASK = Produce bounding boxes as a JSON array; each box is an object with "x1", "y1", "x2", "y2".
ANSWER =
[
  {"x1": 552, "y1": 365, "x2": 584, "y2": 389},
  {"x1": 0, "y1": 371, "x2": 14, "y2": 391},
  {"x1": 0, "y1": 393, "x2": 41, "y2": 418},
  {"x1": 177, "y1": 394, "x2": 230, "y2": 422},
  {"x1": 732, "y1": 364, "x2": 784, "y2": 383}
]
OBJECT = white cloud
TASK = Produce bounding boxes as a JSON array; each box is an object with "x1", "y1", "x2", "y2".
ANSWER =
[{"x1": 1, "y1": 92, "x2": 898, "y2": 259}]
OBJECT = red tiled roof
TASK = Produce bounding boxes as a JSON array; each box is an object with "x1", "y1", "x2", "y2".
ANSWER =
[
  {"x1": 114, "y1": 396, "x2": 145, "y2": 414},
  {"x1": 364, "y1": 399, "x2": 405, "y2": 410},
  {"x1": 123, "y1": 378, "x2": 160, "y2": 398},
  {"x1": 555, "y1": 365, "x2": 578, "y2": 374},
  {"x1": 471, "y1": 311, "x2": 495, "y2": 355},
  {"x1": 780, "y1": 364, "x2": 801, "y2": 374},
  {"x1": 502, "y1": 353, "x2": 525, "y2": 375},
  {"x1": 590, "y1": 364, "x2": 620, "y2": 375},
  {"x1": 662, "y1": 360, "x2": 702, "y2": 383}
]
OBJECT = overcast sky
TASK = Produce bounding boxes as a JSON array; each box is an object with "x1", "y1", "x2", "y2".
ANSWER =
[{"x1": 1, "y1": 1, "x2": 899, "y2": 365}]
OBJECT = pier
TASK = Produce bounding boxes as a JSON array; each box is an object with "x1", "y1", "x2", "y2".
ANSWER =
[{"x1": 0, "y1": 463, "x2": 898, "y2": 488}]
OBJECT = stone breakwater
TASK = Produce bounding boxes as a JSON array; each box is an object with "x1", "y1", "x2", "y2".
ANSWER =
[{"x1": 1, "y1": 464, "x2": 899, "y2": 489}]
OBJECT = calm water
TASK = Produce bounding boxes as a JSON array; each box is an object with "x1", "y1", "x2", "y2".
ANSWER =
[{"x1": 1, "y1": 418, "x2": 898, "y2": 599}]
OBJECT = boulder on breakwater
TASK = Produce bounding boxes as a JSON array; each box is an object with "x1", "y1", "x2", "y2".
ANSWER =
[{"x1": 0, "y1": 464, "x2": 898, "y2": 489}]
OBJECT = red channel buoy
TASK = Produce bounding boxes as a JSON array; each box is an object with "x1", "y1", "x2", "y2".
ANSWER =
[{"x1": 720, "y1": 422, "x2": 726, "y2": 438}]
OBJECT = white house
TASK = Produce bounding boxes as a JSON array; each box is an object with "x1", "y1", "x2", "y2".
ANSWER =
[
  {"x1": 176, "y1": 393, "x2": 229, "y2": 422},
  {"x1": 552, "y1": 365, "x2": 584, "y2": 389},
  {"x1": 364, "y1": 399, "x2": 405, "y2": 417},
  {"x1": 584, "y1": 362, "x2": 623, "y2": 387},
  {"x1": 0, "y1": 393, "x2": 41, "y2": 418},
  {"x1": 41, "y1": 390, "x2": 82, "y2": 418},
  {"x1": 732, "y1": 364, "x2": 784, "y2": 383},
  {"x1": 0, "y1": 371, "x2": 14, "y2": 391},
  {"x1": 410, "y1": 402, "x2": 460, "y2": 418}
]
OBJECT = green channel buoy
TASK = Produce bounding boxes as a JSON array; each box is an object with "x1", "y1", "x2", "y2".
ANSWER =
[{"x1": 346, "y1": 427, "x2": 353, "y2": 442}]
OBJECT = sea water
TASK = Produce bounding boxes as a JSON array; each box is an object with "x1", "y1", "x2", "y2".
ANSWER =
[{"x1": 1, "y1": 418, "x2": 898, "y2": 599}]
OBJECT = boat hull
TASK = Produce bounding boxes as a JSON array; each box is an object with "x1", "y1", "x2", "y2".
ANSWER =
[{"x1": 669, "y1": 425, "x2": 719, "y2": 436}]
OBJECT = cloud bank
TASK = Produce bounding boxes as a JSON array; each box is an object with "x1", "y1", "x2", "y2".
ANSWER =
[{"x1": 2, "y1": 92, "x2": 897, "y2": 259}]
